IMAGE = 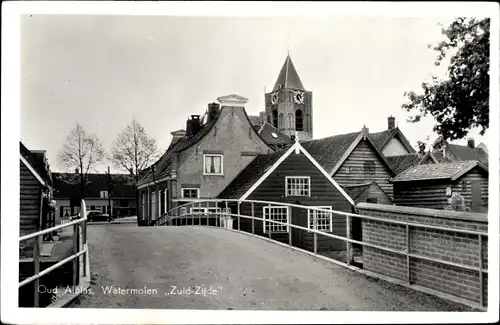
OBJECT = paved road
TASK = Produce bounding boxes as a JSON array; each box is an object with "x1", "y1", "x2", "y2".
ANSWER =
[{"x1": 70, "y1": 224, "x2": 471, "y2": 311}]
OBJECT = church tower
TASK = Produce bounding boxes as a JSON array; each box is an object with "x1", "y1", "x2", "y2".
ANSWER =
[{"x1": 265, "y1": 55, "x2": 313, "y2": 141}]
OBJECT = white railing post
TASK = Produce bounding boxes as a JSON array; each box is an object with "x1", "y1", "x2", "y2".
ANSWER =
[
  {"x1": 268, "y1": 203, "x2": 271, "y2": 239},
  {"x1": 81, "y1": 199, "x2": 87, "y2": 277},
  {"x1": 33, "y1": 235, "x2": 40, "y2": 307},
  {"x1": 72, "y1": 222, "x2": 80, "y2": 286},
  {"x1": 406, "y1": 224, "x2": 411, "y2": 284},
  {"x1": 251, "y1": 202, "x2": 255, "y2": 235},
  {"x1": 313, "y1": 208, "x2": 317, "y2": 254},
  {"x1": 346, "y1": 214, "x2": 351, "y2": 266},
  {"x1": 237, "y1": 202, "x2": 241, "y2": 231}
]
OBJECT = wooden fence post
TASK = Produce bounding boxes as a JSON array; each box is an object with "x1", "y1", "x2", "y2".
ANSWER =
[
  {"x1": 237, "y1": 202, "x2": 241, "y2": 231},
  {"x1": 313, "y1": 208, "x2": 317, "y2": 254}
]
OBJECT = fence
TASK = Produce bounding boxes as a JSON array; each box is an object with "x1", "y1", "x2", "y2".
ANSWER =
[
  {"x1": 154, "y1": 199, "x2": 488, "y2": 309},
  {"x1": 18, "y1": 199, "x2": 89, "y2": 307}
]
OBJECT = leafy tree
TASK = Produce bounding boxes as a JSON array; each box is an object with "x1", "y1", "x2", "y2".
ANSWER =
[
  {"x1": 402, "y1": 17, "x2": 490, "y2": 141},
  {"x1": 110, "y1": 117, "x2": 161, "y2": 182},
  {"x1": 57, "y1": 123, "x2": 106, "y2": 200}
]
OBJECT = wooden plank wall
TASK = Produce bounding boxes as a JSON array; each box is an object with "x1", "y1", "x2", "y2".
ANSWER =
[
  {"x1": 333, "y1": 140, "x2": 394, "y2": 199},
  {"x1": 20, "y1": 161, "x2": 41, "y2": 236}
]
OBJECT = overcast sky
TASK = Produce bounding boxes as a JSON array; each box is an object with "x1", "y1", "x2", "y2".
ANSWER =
[{"x1": 20, "y1": 14, "x2": 490, "y2": 173}]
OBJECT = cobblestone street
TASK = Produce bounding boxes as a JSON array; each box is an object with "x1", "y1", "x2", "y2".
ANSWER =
[{"x1": 69, "y1": 224, "x2": 472, "y2": 311}]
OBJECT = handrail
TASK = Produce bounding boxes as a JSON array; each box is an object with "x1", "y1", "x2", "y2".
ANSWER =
[
  {"x1": 19, "y1": 199, "x2": 89, "y2": 308},
  {"x1": 156, "y1": 198, "x2": 488, "y2": 307},
  {"x1": 156, "y1": 199, "x2": 488, "y2": 237}
]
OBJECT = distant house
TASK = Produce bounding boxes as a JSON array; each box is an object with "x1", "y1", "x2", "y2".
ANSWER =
[
  {"x1": 20, "y1": 142, "x2": 53, "y2": 251},
  {"x1": 391, "y1": 160, "x2": 488, "y2": 213},
  {"x1": 218, "y1": 140, "x2": 355, "y2": 252},
  {"x1": 53, "y1": 171, "x2": 136, "y2": 221},
  {"x1": 432, "y1": 138, "x2": 489, "y2": 166},
  {"x1": 342, "y1": 182, "x2": 392, "y2": 205}
]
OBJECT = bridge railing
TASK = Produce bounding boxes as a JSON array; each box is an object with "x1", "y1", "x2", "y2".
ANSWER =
[
  {"x1": 154, "y1": 198, "x2": 488, "y2": 308},
  {"x1": 18, "y1": 199, "x2": 89, "y2": 307}
]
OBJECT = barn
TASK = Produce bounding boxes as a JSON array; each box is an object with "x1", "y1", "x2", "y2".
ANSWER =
[
  {"x1": 391, "y1": 160, "x2": 489, "y2": 213},
  {"x1": 218, "y1": 139, "x2": 355, "y2": 253}
]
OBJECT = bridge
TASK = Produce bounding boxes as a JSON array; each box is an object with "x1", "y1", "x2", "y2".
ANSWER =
[{"x1": 19, "y1": 199, "x2": 483, "y2": 311}]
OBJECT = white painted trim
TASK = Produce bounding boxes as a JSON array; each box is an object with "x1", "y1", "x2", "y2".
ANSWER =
[
  {"x1": 239, "y1": 143, "x2": 299, "y2": 201},
  {"x1": 307, "y1": 206, "x2": 333, "y2": 233},
  {"x1": 298, "y1": 143, "x2": 356, "y2": 207},
  {"x1": 20, "y1": 154, "x2": 46, "y2": 186},
  {"x1": 172, "y1": 198, "x2": 205, "y2": 203},
  {"x1": 163, "y1": 189, "x2": 168, "y2": 215},
  {"x1": 284, "y1": 176, "x2": 311, "y2": 197},
  {"x1": 181, "y1": 188, "x2": 200, "y2": 199},
  {"x1": 203, "y1": 154, "x2": 224, "y2": 176},
  {"x1": 263, "y1": 206, "x2": 290, "y2": 234},
  {"x1": 329, "y1": 131, "x2": 363, "y2": 175},
  {"x1": 137, "y1": 175, "x2": 170, "y2": 189}
]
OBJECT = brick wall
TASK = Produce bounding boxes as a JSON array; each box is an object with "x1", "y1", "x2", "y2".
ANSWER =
[{"x1": 356, "y1": 203, "x2": 488, "y2": 307}]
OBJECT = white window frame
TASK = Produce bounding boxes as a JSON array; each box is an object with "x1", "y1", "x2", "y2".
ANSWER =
[
  {"x1": 182, "y1": 188, "x2": 200, "y2": 198},
  {"x1": 203, "y1": 154, "x2": 224, "y2": 175},
  {"x1": 151, "y1": 191, "x2": 157, "y2": 219},
  {"x1": 189, "y1": 207, "x2": 222, "y2": 216},
  {"x1": 285, "y1": 176, "x2": 311, "y2": 197},
  {"x1": 263, "y1": 206, "x2": 290, "y2": 234},
  {"x1": 307, "y1": 206, "x2": 333, "y2": 233}
]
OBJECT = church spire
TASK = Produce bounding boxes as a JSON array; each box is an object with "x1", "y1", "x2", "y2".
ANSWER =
[{"x1": 272, "y1": 54, "x2": 305, "y2": 92}]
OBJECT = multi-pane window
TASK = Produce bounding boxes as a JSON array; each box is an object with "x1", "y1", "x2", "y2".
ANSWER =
[
  {"x1": 308, "y1": 206, "x2": 333, "y2": 232},
  {"x1": 182, "y1": 188, "x2": 199, "y2": 198},
  {"x1": 204, "y1": 155, "x2": 223, "y2": 175},
  {"x1": 285, "y1": 176, "x2": 310, "y2": 197},
  {"x1": 263, "y1": 206, "x2": 289, "y2": 233},
  {"x1": 295, "y1": 109, "x2": 303, "y2": 131}
]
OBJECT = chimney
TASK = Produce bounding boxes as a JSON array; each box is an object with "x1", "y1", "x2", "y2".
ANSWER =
[
  {"x1": 259, "y1": 111, "x2": 266, "y2": 124},
  {"x1": 186, "y1": 115, "x2": 201, "y2": 136},
  {"x1": 388, "y1": 116, "x2": 396, "y2": 130},
  {"x1": 362, "y1": 125, "x2": 369, "y2": 140},
  {"x1": 207, "y1": 102, "x2": 220, "y2": 123},
  {"x1": 467, "y1": 138, "x2": 475, "y2": 149}
]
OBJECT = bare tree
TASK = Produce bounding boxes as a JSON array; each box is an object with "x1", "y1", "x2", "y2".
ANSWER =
[
  {"x1": 110, "y1": 117, "x2": 160, "y2": 182},
  {"x1": 57, "y1": 123, "x2": 106, "y2": 200}
]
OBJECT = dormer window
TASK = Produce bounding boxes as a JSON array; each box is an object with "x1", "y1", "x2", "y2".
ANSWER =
[{"x1": 203, "y1": 154, "x2": 223, "y2": 175}]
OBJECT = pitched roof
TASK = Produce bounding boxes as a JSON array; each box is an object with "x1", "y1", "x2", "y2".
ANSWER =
[
  {"x1": 300, "y1": 131, "x2": 361, "y2": 174},
  {"x1": 217, "y1": 149, "x2": 288, "y2": 199},
  {"x1": 53, "y1": 172, "x2": 136, "y2": 199},
  {"x1": 138, "y1": 104, "x2": 277, "y2": 187},
  {"x1": 20, "y1": 142, "x2": 52, "y2": 186},
  {"x1": 272, "y1": 55, "x2": 305, "y2": 91},
  {"x1": 446, "y1": 144, "x2": 489, "y2": 165},
  {"x1": 218, "y1": 141, "x2": 355, "y2": 206},
  {"x1": 252, "y1": 122, "x2": 293, "y2": 147},
  {"x1": 386, "y1": 153, "x2": 425, "y2": 175},
  {"x1": 342, "y1": 182, "x2": 373, "y2": 200},
  {"x1": 390, "y1": 160, "x2": 488, "y2": 183},
  {"x1": 370, "y1": 127, "x2": 416, "y2": 153}
]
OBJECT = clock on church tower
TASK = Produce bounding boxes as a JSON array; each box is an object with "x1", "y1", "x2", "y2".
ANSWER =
[{"x1": 265, "y1": 55, "x2": 313, "y2": 141}]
